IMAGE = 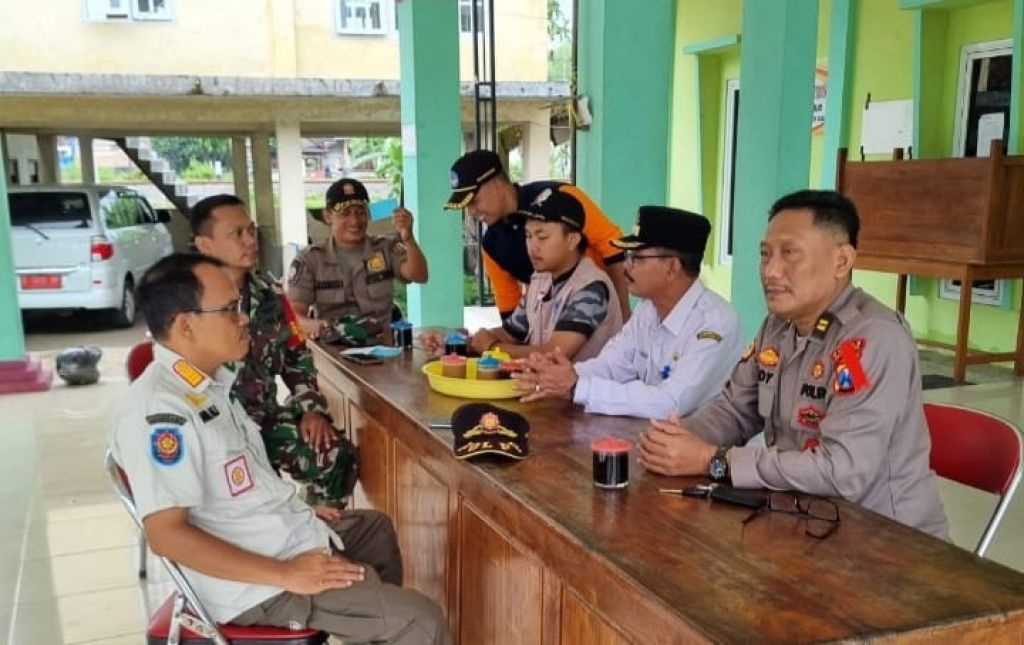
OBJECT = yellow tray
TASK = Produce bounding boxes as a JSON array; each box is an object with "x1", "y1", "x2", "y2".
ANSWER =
[{"x1": 421, "y1": 359, "x2": 519, "y2": 400}]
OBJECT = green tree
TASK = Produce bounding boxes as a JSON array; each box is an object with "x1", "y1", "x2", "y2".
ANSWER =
[
  {"x1": 547, "y1": 0, "x2": 571, "y2": 81},
  {"x1": 151, "y1": 137, "x2": 231, "y2": 173}
]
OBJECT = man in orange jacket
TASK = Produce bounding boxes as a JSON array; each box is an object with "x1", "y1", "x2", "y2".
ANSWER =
[{"x1": 444, "y1": 150, "x2": 631, "y2": 321}]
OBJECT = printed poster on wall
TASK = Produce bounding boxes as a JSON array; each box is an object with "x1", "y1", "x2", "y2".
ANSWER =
[{"x1": 812, "y1": 65, "x2": 828, "y2": 134}]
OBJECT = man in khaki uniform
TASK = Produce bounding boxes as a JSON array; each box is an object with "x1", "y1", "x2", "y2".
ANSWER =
[
  {"x1": 638, "y1": 190, "x2": 949, "y2": 538},
  {"x1": 288, "y1": 177, "x2": 428, "y2": 339},
  {"x1": 110, "y1": 253, "x2": 450, "y2": 643}
]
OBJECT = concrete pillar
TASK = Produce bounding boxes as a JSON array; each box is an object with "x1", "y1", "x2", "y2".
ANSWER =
[
  {"x1": 251, "y1": 133, "x2": 280, "y2": 275},
  {"x1": 731, "y1": 0, "x2": 819, "y2": 337},
  {"x1": 231, "y1": 136, "x2": 251, "y2": 203},
  {"x1": 397, "y1": 0, "x2": 462, "y2": 327},
  {"x1": 36, "y1": 134, "x2": 59, "y2": 184},
  {"x1": 522, "y1": 108, "x2": 552, "y2": 182},
  {"x1": 0, "y1": 137, "x2": 26, "y2": 360},
  {"x1": 79, "y1": 136, "x2": 96, "y2": 184},
  {"x1": 275, "y1": 120, "x2": 306, "y2": 275},
  {"x1": 576, "y1": 0, "x2": 675, "y2": 226}
]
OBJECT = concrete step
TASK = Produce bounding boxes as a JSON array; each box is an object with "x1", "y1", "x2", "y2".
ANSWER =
[{"x1": 0, "y1": 359, "x2": 52, "y2": 394}]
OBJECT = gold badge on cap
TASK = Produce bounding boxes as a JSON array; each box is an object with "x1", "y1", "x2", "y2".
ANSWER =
[
  {"x1": 342, "y1": 182, "x2": 355, "y2": 196},
  {"x1": 532, "y1": 188, "x2": 552, "y2": 206}
]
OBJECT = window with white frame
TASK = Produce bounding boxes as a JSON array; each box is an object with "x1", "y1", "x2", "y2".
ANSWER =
[
  {"x1": 83, "y1": 0, "x2": 173, "y2": 22},
  {"x1": 336, "y1": 0, "x2": 389, "y2": 35},
  {"x1": 132, "y1": 0, "x2": 172, "y2": 21},
  {"x1": 459, "y1": 0, "x2": 486, "y2": 35},
  {"x1": 940, "y1": 39, "x2": 1013, "y2": 307}
]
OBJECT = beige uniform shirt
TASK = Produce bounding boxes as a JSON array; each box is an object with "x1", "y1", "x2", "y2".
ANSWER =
[
  {"x1": 109, "y1": 344, "x2": 342, "y2": 622},
  {"x1": 687, "y1": 285, "x2": 949, "y2": 538},
  {"x1": 287, "y1": 235, "x2": 407, "y2": 325}
]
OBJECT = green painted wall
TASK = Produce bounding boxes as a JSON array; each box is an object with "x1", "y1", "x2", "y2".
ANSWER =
[
  {"x1": 669, "y1": 0, "x2": 1021, "y2": 356},
  {"x1": 577, "y1": 0, "x2": 675, "y2": 227},
  {"x1": 0, "y1": 137, "x2": 25, "y2": 360}
]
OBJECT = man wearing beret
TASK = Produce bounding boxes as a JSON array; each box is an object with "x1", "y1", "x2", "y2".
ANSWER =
[
  {"x1": 444, "y1": 150, "x2": 632, "y2": 321},
  {"x1": 638, "y1": 190, "x2": 949, "y2": 538},
  {"x1": 288, "y1": 177, "x2": 428, "y2": 339},
  {"x1": 516, "y1": 206, "x2": 743, "y2": 419}
]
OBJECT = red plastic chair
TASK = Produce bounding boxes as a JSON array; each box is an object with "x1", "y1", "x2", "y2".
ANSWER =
[
  {"x1": 126, "y1": 339, "x2": 155, "y2": 382},
  {"x1": 924, "y1": 402, "x2": 1023, "y2": 556},
  {"x1": 105, "y1": 451, "x2": 328, "y2": 645},
  {"x1": 125, "y1": 339, "x2": 156, "y2": 578}
]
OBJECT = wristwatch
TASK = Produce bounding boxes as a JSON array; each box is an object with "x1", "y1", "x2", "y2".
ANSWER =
[{"x1": 707, "y1": 446, "x2": 730, "y2": 482}]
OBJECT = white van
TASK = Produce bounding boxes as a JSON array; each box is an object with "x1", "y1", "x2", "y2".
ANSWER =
[{"x1": 10, "y1": 185, "x2": 173, "y2": 326}]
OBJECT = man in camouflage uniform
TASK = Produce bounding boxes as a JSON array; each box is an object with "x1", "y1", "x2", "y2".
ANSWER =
[
  {"x1": 191, "y1": 194, "x2": 357, "y2": 507},
  {"x1": 288, "y1": 177, "x2": 429, "y2": 340}
]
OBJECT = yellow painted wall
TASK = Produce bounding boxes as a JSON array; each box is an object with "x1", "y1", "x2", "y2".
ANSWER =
[
  {"x1": 0, "y1": 0, "x2": 547, "y2": 81},
  {"x1": 668, "y1": 0, "x2": 742, "y2": 299}
]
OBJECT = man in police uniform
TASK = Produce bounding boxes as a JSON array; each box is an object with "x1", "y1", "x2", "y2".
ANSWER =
[
  {"x1": 289, "y1": 177, "x2": 428, "y2": 339},
  {"x1": 110, "y1": 253, "x2": 450, "y2": 643},
  {"x1": 444, "y1": 150, "x2": 632, "y2": 321},
  {"x1": 515, "y1": 206, "x2": 742, "y2": 419},
  {"x1": 638, "y1": 190, "x2": 949, "y2": 538},
  {"x1": 191, "y1": 194, "x2": 356, "y2": 508}
]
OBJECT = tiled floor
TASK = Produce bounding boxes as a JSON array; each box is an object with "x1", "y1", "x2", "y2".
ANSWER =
[{"x1": 2, "y1": 311, "x2": 1022, "y2": 643}]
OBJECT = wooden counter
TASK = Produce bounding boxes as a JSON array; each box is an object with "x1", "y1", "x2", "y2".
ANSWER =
[{"x1": 312, "y1": 343, "x2": 1024, "y2": 644}]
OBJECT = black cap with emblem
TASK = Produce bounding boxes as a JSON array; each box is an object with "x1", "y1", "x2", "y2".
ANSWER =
[
  {"x1": 516, "y1": 186, "x2": 586, "y2": 231},
  {"x1": 612, "y1": 206, "x2": 711, "y2": 260},
  {"x1": 443, "y1": 150, "x2": 504, "y2": 210},
  {"x1": 451, "y1": 403, "x2": 529, "y2": 461},
  {"x1": 325, "y1": 178, "x2": 371, "y2": 213}
]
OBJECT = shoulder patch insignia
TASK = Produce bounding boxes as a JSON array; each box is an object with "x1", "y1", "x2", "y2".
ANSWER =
[
  {"x1": 366, "y1": 250, "x2": 387, "y2": 273},
  {"x1": 151, "y1": 426, "x2": 183, "y2": 466},
  {"x1": 146, "y1": 413, "x2": 187, "y2": 426},
  {"x1": 740, "y1": 342, "x2": 756, "y2": 363},
  {"x1": 757, "y1": 346, "x2": 780, "y2": 369},
  {"x1": 797, "y1": 405, "x2": 825, "y2": 430},
  {"x1": 172, "y1": 360, "x2": 205, "y2": 389},
  {"x1": 832, "y1": 339, "x2": 871, "y2": 395},
  {"x1": 696, "y1": 330, "x2": 723, "y2": 343}
]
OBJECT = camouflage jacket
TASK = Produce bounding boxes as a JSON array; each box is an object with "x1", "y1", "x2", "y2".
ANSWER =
[{"x1": 230, "y1": 272, "x2": 330, "y2": 432}]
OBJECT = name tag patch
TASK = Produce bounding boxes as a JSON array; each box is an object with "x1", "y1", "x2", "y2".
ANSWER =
[{"x1": 224, "y1": 455, "x2": 254, "y2": 497}]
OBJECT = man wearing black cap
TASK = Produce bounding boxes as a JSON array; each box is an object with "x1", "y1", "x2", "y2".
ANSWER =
[
  {"x1": 516, "y1": 206, "x2": 742, "y2": 420},
  {"x1": 288, "y1": 177, "x2": 428, "y2": 339},
  {"x1": 444, "y1": 150, "x2": 631, "y2": 321},
  {"x1": 435, "y1": 186, "x2": 623, "y2": 360}
]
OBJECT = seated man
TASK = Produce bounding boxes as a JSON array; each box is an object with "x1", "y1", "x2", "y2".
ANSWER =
[
  {"x1": 288, "y1": 177, "x2": 428, "y2": 339},
  {"x1": 515, "y1": 206, "x2": 743, "y2": 419},
  {"x1": 444, "y1": 149, "x2": 632, "y2": 321},
  {"x1": 638, "y1": 190, "x2": 949, "y2": 538},
  {"x1": 191, "y1": 194, "x2": 356, "y2": 507},
  {"x1": 110, "y1": 253, "x2": 450, "y2": 643},
  {"x1": 425, "y1": 186, "x2": 623, "y2": 360}
]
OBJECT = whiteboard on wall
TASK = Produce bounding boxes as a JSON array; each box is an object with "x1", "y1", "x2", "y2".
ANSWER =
[{"x1": 860, "y1": 99, "x2": 914, "y2": 155}]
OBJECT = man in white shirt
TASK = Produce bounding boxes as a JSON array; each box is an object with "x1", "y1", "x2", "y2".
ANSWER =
[
  {"x1": 109, "y1": 252, "x2": 450, "y2": 643},
  {"x1": 516, "y1": 206, "x2": 743, "y2": 419}
]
